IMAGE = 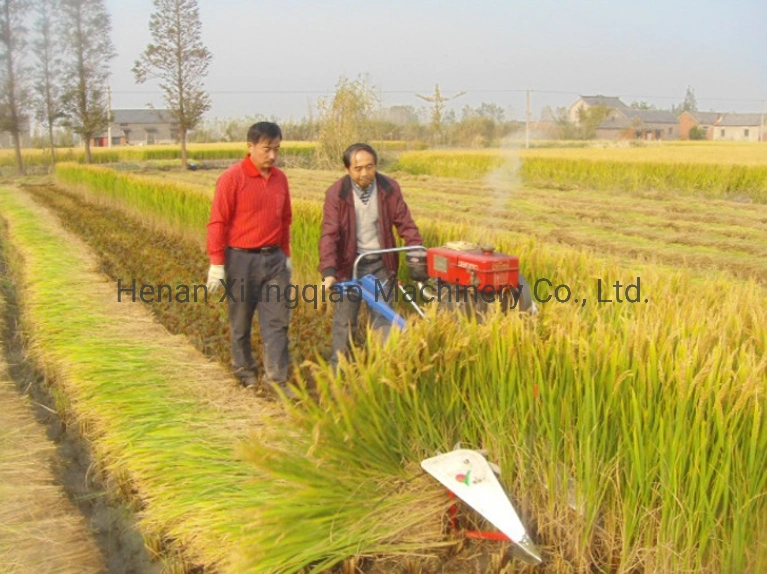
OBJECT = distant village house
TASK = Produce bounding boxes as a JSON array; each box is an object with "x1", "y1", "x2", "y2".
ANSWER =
[
  {"x1": 596, "y1": 108, "x2": 680, "y2": 141},
  {"x1": 92, "y1": 109, "x2": 178, "y2": 147},
  {"x1": 569, "y1": 96, "x2": 679, "y2": 141},
  {"x1": 678, "y1": 111, "x2": 719, "y2": 140},
  {"x1": 714, "y1": 113, "x2": 765, "y2": 142},
  {"x1": 568, "y1": 95, "x2": 630, "y2": 124},
  {"x1": 678, "y1": 111, "x2": 765, "y2": 141},
  {"x1": 568, "y1": 95, "x2": 765, "y2": 142}
]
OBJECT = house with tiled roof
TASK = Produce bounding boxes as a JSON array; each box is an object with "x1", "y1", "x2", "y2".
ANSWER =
[
  {"x1": 678, "y1": 111, "x2": 720, "y2": 140},
  {"x1": 92, "y1": 109, "x2": 178, "y2": 147},
  {"x1": 596, "y1": 108, "x2": 679, "y2": 141},
  {"x1": 568, "y1": 95, "x2": 630, "y2": 124},
  {"x1": 713, "y1": 113, "x2": 765, "y2": 142}
]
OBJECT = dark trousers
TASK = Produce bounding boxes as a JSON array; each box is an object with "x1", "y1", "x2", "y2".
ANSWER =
[
  {"x1": 225, "y1": 247, "x2": 290, "y2": 383},
  {"x1": 330, "y1": 257, "x2": 393, "y2": 370}
]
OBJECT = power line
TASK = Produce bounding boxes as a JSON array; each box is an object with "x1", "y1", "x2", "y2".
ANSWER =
[{"x1": 110, "y1": 88, "x2": 765, "y2": 103}]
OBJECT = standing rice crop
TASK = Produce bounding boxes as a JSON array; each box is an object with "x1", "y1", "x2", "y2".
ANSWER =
[
  {"x1": 393, "y1": 146, "x2": 767, "y2": 203},
  {"x1": 48, "y1": 163, "x2": 767, "y2": 572}
]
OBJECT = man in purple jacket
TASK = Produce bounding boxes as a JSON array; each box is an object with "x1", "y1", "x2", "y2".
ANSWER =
[{"x1": 319, "y1": 143, "x2": 424, "y2": 370}]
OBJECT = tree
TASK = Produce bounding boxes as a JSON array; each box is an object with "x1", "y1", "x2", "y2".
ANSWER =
[
  {"x1": 577, "y1": 105, "x2": 611, "y2": 139},
  {"x1": 689, "y1": 125, "x2": 707, "y2": 140},
  {"x1": 461, "y1": 102, "x2": 505, "y2": 123},
  {"x1": 133, "y1": 0, "x2": 211, "y2": 168},
  {"x1": 552, "y1": 107, "x2": 579, "y2": 140},
  {"x1": 630, "y1": 101, "x2": 657, "y2": 110},
  {"x1": 682, "y1": 86, "x2": 697, "y2": 112},
  {"x1": 31, "y1": 0, "x2": 64, "y2": 165},
  {"x1": 0, "y1": 0, "x2": 32, "y2": 175},
  {"x1": 448, "y1": 116, "x2": 496, "y2": 147},
  {"x1": 379, "y1": 105, "x2": 419, "y2": 126},
  {"x1": 316, "y1": 75, "x2": 376, "y2": 168},
  {"x1": 476, "y1": 102, "x2": 505, "y2": 123},
  {"x1": 60, "y1": 0, "x2": 114, "y2": 164},
  {"x1": 539, "y1": 105, "x2": 555, "y2": 122},
  {"x1": 416, "y1": 83, "x2": 465, "y2": 144},
  {"x1": 672, "y1": 86, "x2": 698, "y2": 116}
]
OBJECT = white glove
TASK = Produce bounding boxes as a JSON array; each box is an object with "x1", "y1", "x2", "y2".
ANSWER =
[
  {"x1": 285, "y1": 257, "x2": 293, "y2": 273},
  {"x1": 322, "y1": 275, "x2": 336, "y2": 290},
  {"x1": 206, "y1": 264, "x2": 226, "y2": 294}
]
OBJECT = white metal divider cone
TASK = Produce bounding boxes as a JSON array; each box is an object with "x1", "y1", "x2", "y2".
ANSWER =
[{"x1": 420, "y1": 449, "x2": 543, "y2": 565}]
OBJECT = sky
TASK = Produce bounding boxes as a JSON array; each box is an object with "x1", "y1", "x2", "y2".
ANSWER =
[{"x1": 105, "y1": 0, "x2": 767, "y2": 122}]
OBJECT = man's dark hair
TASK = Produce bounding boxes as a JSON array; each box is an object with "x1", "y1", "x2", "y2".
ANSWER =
[
  {"x1": 342, "y1": 143, "x2": 378, "y2": 168},
  {"x1": 247, "y1": 121, "x2": 282, "y2": 144}
]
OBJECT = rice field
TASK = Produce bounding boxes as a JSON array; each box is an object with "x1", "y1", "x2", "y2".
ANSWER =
[
  {"x1": 0, "y1": 141, "x2": 317, "y2": 168},
  {"x1": 392, "y1": 143, "x2": 767, "y2": 201},
  {"x1": 134, "y1": 163, "x2": 767, "y2": 285},
  {"x1": 0, "y1": 140, "x2": 423, "y2": 170},
  {"x1": 0, "y1": 142, "x2": 765, "y2": 573}
]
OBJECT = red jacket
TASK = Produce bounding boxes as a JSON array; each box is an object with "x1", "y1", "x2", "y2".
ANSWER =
[{"x1": 319, "y1": 173, "x2": 423, "y2": 281}]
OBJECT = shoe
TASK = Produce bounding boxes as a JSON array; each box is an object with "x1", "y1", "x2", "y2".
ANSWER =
[
  {"x1": 264, "y1": 381, "x2": 298, "y2": 401},
  {"x1": 235, "y1": 369, "x2": 260, "y2": 390}
]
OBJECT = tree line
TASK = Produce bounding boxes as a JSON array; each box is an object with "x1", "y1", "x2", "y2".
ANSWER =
[
  {"x1": 3, "y1": 0, "x2": 704, "y2": 176},
  {"x1": 0, "y1": 0, "x2": 210, "y2": 173},
  {"x1": 189, "y1": 77, "x2": 526, "y2": 166}
]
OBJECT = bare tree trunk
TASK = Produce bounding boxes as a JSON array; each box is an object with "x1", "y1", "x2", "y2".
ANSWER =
[
  {"x1": 12, "y1": 130, "x2": 24, "y2": 175},
  {"x1": 180, "y1": 126, "x2": 188, "y2": 168},
  {"x1": 48, "y1": 123, "x2": 56, "y2": 165},
  {"x1": 84, "y1": 138, "x2": 92, "y2": 163},
  {"x1": 1, "y1": 2, "x2": 25, "y2": 176}
]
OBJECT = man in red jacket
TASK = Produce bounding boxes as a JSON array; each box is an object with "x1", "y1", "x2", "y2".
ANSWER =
[
  {"x1": 206, "y1": 122, "x2": 293, "y2": 398},
  {"x1": 319, "y1": 143, "x2": 423, "y2": 370}
]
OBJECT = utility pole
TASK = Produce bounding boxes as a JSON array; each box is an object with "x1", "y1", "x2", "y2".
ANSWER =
[
  {"x1": 378, "y1": 82, "x2": 384, "y2": 140},
  {"x1": 525, "y1": 89, "x2": 531, "y2": 149},
  {"x1": 107, "y1": 85, "x2": 112, "y2": 148},
  {"x1": 760, "y1": 100, "x2": 765, "y2": 143}
]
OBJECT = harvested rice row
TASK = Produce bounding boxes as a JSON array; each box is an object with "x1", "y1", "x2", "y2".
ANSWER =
[
  {"x1": 0, "y1": 292, "x2": 104, "y2": 574},
  {"x1": 0, "y1": 186, "x2": 285, "y2": 572}
]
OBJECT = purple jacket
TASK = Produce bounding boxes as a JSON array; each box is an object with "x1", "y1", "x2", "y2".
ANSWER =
[{"x1": 319, "y1": 172, "x2": 423, "y2": 281}]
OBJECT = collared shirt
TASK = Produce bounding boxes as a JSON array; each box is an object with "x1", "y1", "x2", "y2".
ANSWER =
[
  {"x1": 352, "y1": 179, "x2": 381, "y2": 253},
  {"x1": 206, "y1": 155, "x2": 292, "y2": 265},
  {"x1": 351, "y1": 179, "x2": 376, "y2": 205}
]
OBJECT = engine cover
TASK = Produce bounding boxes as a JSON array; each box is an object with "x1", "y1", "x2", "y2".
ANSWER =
[{"x1": 427, "y1": 242, "x2": 519, "y2": 290}]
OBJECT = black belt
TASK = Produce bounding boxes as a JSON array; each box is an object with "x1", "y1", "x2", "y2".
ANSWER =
[
  {"x1": 359, "y1": 254, "x2": 382, "y2": 264},
  {"x1": 229, "y1": 245, "x2": 280, "y2": 254}
]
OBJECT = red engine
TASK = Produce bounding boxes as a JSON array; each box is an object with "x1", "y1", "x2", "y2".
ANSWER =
[{"x1": 426, "y1": 242, "x2": 519, "y2": 291}]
